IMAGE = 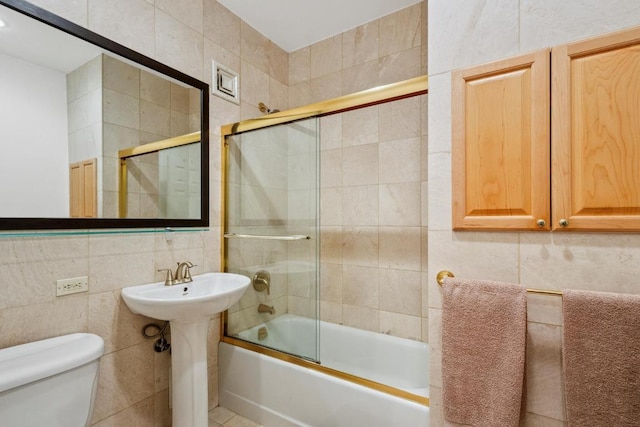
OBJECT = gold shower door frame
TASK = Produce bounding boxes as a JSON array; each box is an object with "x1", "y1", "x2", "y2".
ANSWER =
[
  {"x1": 220, "y1": 75, "x2": 429, "y2": 406},
  {"x1": 118, "y1": 131, "x2": 201, "y2": 218}
]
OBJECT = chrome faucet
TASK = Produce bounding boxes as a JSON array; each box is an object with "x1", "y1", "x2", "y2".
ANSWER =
[{"x1": 158, "y1": 261, "x2": 195, "y2": 286}]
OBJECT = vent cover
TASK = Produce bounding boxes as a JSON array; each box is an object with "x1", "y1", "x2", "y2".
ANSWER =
[{"x1": 212, "y1": 61, "x2": 239, "y2": 104}]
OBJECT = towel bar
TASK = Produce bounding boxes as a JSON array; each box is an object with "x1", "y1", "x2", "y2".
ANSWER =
[{"x1": 436, "y1": 270, "x2": 563, "y2": 297}]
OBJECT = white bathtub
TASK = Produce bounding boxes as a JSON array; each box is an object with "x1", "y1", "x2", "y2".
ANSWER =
[{"x1": 219, "y1": 314, "x2": 429, "y2": 427}]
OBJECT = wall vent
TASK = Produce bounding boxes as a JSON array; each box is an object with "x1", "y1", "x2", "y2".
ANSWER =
[{"x1": 212, "y1": 60, "x2": 240, "y2": 104}]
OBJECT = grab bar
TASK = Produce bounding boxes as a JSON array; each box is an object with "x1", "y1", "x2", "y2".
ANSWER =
[
  {"x1": 224, "y1": 233, "x2": 311, "y2": 241},
  {"x1": 436, "y1": 270, "x2": 563, "y2": 297}
]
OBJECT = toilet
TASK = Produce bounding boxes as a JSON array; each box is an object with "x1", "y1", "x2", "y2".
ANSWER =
[{"x1": 0, "y1": 333, "x2": 104, "y2": 427}]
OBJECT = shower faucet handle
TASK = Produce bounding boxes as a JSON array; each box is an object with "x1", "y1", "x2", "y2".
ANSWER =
[{"x1": 252, "y1": 270, "x2": 271, "y2": 294}]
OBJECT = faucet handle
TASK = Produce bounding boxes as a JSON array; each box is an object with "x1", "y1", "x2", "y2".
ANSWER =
[
  {"x1": 184, "y1": 263, "x2": 197, "y2": 281},
  {"x1": 158, "y1": 269, "x2": 175, "y2": 286}
]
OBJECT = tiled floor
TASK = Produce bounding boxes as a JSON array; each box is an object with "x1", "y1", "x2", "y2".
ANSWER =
[{"x1": 208, "y1": 406, "x2": 263, "y2": 427}]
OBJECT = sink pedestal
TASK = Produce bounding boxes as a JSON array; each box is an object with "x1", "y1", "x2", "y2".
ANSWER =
[
  {"x1": 120, "y1": 272, "x2": 251, "y2": 427},
  {"x1": 170, "y1": 319, "x2": 210, "y2": 427}
]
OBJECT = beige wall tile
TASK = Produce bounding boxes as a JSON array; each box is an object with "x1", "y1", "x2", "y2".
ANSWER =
[
  {"x1": 379, "y1": 3, "x2": 421, "y2": 57},
  {"x1": 378, "y1": 46, "x2": 422, "y2": 86},
  {"x1": 92, "y1": 395, "x2": 155, "y2": 427},
  {"x1": 288, "y1": 47, "x2": 310, "y2": 86},
  {"x1": 320, "y1": 188, "x2": 343, "y2": 226},
  {"x1": 92, "y1": 342, "x2": 155, "y2": 423},
  {"x1": 240, "y1": 61, "x2": 270, "y2": 108},
  {"x1": 320, "y1": 300, "x2": 343, "y2": 324},
  {"x1": 342, "y1": 226, "x2": 379, "y2": 268},
  {"x1": 526, "y1": 323, "x2": 566, "y2": 421},
  {"x1": 320, "y1": 114, "x2": 342, "y2": 151},
  {"x1": 141, "y1": 71, "x2": 171, "y2": 107},
  {"x1": 0, "y1": 258, "x2": 88, "y2": 310},
  {"x1": 343, "y1": 21, "x2": 378, "y2": 68},
  {"x1": 379, "y1": 269, "x2": 422, "y2": 316},
  {"x1": 310, "y1": 34, "x2": 342, "y2": 79},
  {"x1": 520, "y1": 0, "x2": 640, "y2": 53},
  {"x1": 0, "y1": 296, "x2": 88, "y2": 348},
  {"x1": 269, "y1": 77, "x2": 289, "y2": 113},
  {"x1": 103, "y1": 56, "x2": 140, "y2": 98},
  {"x1": 288, "y1": 81, "x2": 312, "y2": 109},
  {"x1": 88, "y1": 290, "x2": 150, "y2": 354},
  {"x1": 379, "y1": 96, "x2": 422, "y2": 142},
  {"x1": 268, "y1": 42, "x2": 289, "y2": 85},
  {"x1": 155, "y1": 10, "x2": 204, "y2": 79},
  {"x1": 343, "y1": 304, "x2": 378, "y2": 332},
  {"x1": 342, "y1": 144, "x2": 379, "y2": 186},
  {"x1": 342, "y1": 105, "x2": 378, "y2": 147},
  {"x1": 320, "y1": 263, "x2": 343, "y2": 303},
  {"x1": 320, "y1": 226, "x2": 343, "y2": 264},
  {"x1": 103, "y1": 88, "x2": 140, "y2": 129},
  {"x1": 140, "y1": 100, "x2": 171, "y2": 136},
  {"x1": 379, "y1": 226, "x2": 421, "y2": 271},
  {"x1": 240, "y1": 22, "x2": 269, "y2": 74},
  {"x1": 342, "y1": 185, "x2": 378, "y2": 226},
  {"x1": 28, "y1": 0, "x2": 88, "y2": 26},
  {"x1": 203, "y1": 1, "x2": 240, "y2": 55},
  {"x1": 342, "y1": 265, "x2": 379, "y2": 308},
  {"x1": 310, "y1": 72, "x2": 343, "y2": 104},
  {"x1": 342, "y1": 59, "x2": 380, "y2": 95},
  {"x1": 379, "y1": 311, "x2": 421, "y2": 340},
  {"x1": 428, "y1": 0, "x2": 519, "y2": 75},
  {"x1": 156, "y1": 0, "x2": 203, "y2": 34},
  {"x1": 379, "y1": 138, "x2": 421, "y2": 184},
  {"x1": 379, "y1": 182, "x2": 421, "y2": 226},
  {"x1": 88, "y1": 0, "x2": 155, "y2": 57}
]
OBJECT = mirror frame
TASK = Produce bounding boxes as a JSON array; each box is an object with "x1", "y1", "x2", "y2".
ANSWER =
[{"x1": 0, "y1": 0, "x2": 209, "y2": 230}]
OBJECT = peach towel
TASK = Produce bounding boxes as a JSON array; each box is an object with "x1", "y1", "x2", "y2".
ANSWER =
[
  {"x1": 442, "y1": 278, "x2": 527, "y2": 427},
  {"x1": 563, "y1": 289, "x2": 640, "y2": 427}
]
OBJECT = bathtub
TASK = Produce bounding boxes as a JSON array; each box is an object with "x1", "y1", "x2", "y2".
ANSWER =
[{"x1": 219, "y1": 314, "x2": 429, "y2": 427}]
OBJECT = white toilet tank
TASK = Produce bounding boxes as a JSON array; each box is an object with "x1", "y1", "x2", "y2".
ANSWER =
[{"x1": 0, "y1": 333, "x2": 104, "y2": 427}]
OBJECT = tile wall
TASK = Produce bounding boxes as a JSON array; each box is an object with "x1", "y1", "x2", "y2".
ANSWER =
[
  {"x1": 2, "y1": 0, "x2": 426, "y2": 425},
  {"x1": 1, "y1": 0, "x2": 289, "y2": 425},
  {"x1": 289, "y1": 1, "x2": 428, "y2": 342},
  {"x1": 428, "y1": 1, "x2": 640, "y2": 425}
]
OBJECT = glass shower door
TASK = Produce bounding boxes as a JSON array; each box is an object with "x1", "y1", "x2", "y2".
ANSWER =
[{"x1": 224, "y1": 117, "x2": 320, "y2": 362}]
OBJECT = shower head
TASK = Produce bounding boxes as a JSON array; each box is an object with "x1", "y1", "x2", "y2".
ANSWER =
[{"x1": 258, "y1": 102, "x2": 280, "y2": 114}]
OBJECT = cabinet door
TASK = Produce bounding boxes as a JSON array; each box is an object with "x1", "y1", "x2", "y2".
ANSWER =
[
  {"x1": 452, "y1": 50, "x2": 550, "y2": 230},
  {"x1": 69, "y1": 158, "x2": 97, "y2": 218},
  {"x1": 552, "y1": 27, "x2": 640, "y2": 231}
]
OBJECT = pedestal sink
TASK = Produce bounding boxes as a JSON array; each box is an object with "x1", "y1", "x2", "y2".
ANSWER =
[{"x1": 121, "y1": 272, "x2": 250, "y2": 427}]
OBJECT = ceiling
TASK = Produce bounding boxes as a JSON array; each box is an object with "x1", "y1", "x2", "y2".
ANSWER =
[{"x1": 217, "y1": 0, "x2": 423, "y2": 52}]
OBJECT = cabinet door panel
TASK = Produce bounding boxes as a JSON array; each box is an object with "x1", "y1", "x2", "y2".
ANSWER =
[
  {"x1": 452, "y1": 50, "x2": 550, "y2": 230},
  {"x1": 552, "y1": 27, "x2": 640, "y2": 230}
]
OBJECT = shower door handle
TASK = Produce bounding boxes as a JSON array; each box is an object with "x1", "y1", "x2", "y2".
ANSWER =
[{"x1": 224, "y1": 233, "x2": 311, "y2": 241}]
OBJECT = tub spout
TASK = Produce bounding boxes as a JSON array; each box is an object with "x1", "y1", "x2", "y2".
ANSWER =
[{"x1": 258, "y1": 304, "x2": 275, "y2": 315}]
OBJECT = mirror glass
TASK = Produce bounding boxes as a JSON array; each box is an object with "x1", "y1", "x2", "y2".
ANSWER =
[{"x1": 0, "y1": 0, "x2": 209, "y2": 230}]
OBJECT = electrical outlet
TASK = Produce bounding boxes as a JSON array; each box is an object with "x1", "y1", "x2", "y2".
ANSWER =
[{"x1": 56, "y1": 276, "x2": 89, "y2": 296}]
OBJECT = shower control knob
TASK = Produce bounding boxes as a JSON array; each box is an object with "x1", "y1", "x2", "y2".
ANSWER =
[{"x1": 536, "y1": 219, "x2": 546, "y2": 228}]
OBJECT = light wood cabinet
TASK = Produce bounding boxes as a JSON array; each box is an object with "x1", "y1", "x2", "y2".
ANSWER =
[
  {"x1": 453, "y1": 26, "x2": 640, "y2": 231},
  {"x1": 69, "y1": 158, "x2": 97, "y2": 218},
  {"x1": 452, "y1": 50, "x2": 550, "y2": 230}
]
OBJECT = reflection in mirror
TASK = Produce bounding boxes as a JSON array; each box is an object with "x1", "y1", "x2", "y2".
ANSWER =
[
  {"x1": 119, "y1": 132, "x2": 201, "y2": 219},
  {"x1": 0, "y1": 0, "x2": 209, "y2": 230}
]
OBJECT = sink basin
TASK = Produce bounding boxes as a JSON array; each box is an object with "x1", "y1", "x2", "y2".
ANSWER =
[
  {"x1": 121, "y1": 272, "x2": 250, "y2": 322},
  {"x1": 121, "y1": 271, "x2": 250, "y2": 427}
]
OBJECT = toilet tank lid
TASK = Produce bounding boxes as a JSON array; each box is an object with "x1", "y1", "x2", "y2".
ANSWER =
[{"x1": 0, "y1": 333, "x2": 105, "y2": 393}]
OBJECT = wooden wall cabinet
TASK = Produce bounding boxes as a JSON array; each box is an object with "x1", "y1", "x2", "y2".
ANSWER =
[
  {"x1": 69, "y1": 158, "x2": 97, "y2": 218},
  {"x1": 453, "y1": 26, "x2": 640, "y2": 231}
]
